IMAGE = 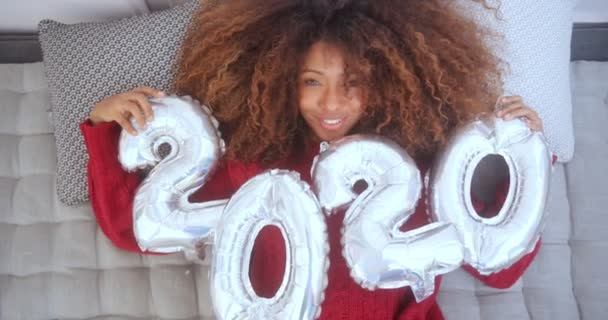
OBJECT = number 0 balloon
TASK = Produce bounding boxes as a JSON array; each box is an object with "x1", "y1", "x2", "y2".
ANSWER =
[
  {"x1": 211, "y1": 170, "x2": 329, "y2": 320},
  {"x1": 427, "y1": 116, "x2": 552, "y2": 274}
]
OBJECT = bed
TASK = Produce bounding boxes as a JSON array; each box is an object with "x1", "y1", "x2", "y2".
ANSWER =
[{"x1": 0, "y1": 11, "x2": 606, "y2": 320}]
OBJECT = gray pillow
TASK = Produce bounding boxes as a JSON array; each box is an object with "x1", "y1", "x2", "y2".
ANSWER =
[{"x1": 38, "y1": 0, "x2": 199, "y2": 205}]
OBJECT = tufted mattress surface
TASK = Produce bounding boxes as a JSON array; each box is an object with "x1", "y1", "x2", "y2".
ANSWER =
[{"x1": 0, "y1": 61, "x2": 606, "y2": 319}]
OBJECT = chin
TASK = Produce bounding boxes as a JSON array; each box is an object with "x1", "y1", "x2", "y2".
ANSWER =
[{"x1": 317, "y1": 132, "x2": 348, "y2": 142}]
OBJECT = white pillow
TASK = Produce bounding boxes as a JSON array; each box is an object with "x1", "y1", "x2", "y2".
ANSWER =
[{"x1": 455, "y1": 0, "x2": 576, "y2": 162}]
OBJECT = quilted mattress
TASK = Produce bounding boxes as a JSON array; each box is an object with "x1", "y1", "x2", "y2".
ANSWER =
[{"x1": 0, "y1": 61, "x2": 606, "y2": 319}]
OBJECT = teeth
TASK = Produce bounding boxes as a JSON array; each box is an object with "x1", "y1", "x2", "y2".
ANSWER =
[{"x1": 323, "y1": 119, "x2": 342, "y2": 125}]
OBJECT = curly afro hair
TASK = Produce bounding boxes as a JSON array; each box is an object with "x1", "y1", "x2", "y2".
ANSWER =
[{"x1": 173, "y1": 0, "x2": 505, "y2": 164}]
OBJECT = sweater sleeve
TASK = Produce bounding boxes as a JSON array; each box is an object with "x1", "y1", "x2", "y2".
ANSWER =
[
  {"x1": 464, "y1": 153, "x2": 557, "y2": 288},
  {"x1": 81, "y1": 119, "x2": 145, "y2": 252},
  {"x1": 80, "y1": 119, "x2": 234, "y2": 253}
]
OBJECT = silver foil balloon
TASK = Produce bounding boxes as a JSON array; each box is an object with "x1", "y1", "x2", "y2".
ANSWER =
[
  {"x1": 427, "y1": 116, "x2": 552, "y2": 275},
  {"x1": 118, "y1": 95, "x2": 228, "y2": 254},
  {"x1": 311, "y1": 135, "x2": 464, "y2": 302},
  {"x1": 211, "y1": 170, "x2": 329, "y2": 320}
]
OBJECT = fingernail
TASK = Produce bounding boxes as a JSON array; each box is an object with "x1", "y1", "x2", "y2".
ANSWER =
[{"x1": 158, "y1": 91, "x2": 165, "y2": 96}]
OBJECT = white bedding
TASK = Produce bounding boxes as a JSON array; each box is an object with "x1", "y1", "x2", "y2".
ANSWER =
[{"x1": 0, "y1": 61, "x2": 606, "y2": 319}]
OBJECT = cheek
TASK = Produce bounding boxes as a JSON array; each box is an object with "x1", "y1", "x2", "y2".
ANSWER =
[{"x1": 297, "y1": 89, "x2": 318, "y2": 117}]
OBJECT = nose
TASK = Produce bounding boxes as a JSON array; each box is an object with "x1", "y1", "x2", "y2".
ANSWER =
[{"x1": 320, "y1": 84, "x2": 347, "y2": 112}]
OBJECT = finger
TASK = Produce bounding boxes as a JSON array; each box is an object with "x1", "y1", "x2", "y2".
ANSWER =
[
  {"x1": 124, "y1": 102, "x2": 147, "y2": 130},
  {"x1": 128, "y1": 93, "x2": 155, "y2": 122},
  {"x1": 496, "y1": 96, "x2": 523, "y2": 113},
  {"x1": 116, "y1": 115, "x2": 138, "y2": 136},
  {"x1": 195, "y1": 242, "x2": 206, "y2": 260},
  {"x1": 197, "y1": 250, "x2": 206, "y2": 260},
  {"x1": 524, "y1": 118, "x2": 543, "y2": 132},
  {"x1": 132, "y1": 86, "x2": 165, "y2": 98},
  {"x1": 503, "y1": 107, "x2": 537, "y2": 120},
  {"x1": 496, "y1": 102, "x2": 526, "y2": 116},
  {"x1": 500, "y1": 95, "x2": 523, "y2": 105}
]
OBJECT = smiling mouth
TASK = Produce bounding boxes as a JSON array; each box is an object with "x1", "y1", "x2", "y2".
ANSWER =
[{"x1": 319, "y1": 117, "x2": 346, "y2": 130}]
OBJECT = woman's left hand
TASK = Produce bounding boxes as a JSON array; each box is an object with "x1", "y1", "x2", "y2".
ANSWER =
[{"x1": 495, "y1": 95, "x2": 544, "y2": 132}]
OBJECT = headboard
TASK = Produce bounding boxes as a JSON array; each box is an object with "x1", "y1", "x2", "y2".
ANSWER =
[
  {"x1": 0, "y1": 33, "x2": 41, "y2": 63},
  {"x1": 0, "y1": 23, "x2": 607, "y2": 63},
  {"x1": 571, "y1": 23, "x2": 608, "y2": 61}
]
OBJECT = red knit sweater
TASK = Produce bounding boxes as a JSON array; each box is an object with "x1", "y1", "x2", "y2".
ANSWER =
[{"x1": 80, "y1": 119, "x2": 547, "y2": 320}]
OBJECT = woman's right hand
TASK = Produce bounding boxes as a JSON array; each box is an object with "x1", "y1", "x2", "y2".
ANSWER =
[{"x1": 89, "y1": 86, "x2": 165, "y2": 135}]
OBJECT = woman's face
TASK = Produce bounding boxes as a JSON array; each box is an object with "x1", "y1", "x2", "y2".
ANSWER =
[{"x1": 297, "y1": 41, "x2": 367, "y2": 142}]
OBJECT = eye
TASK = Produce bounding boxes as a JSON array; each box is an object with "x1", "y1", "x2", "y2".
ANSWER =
[{"x1": 303, "y1": 78, "x2": 321, "y2": 86}]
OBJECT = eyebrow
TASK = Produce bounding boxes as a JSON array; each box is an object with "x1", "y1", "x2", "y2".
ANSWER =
[
  {"x1": 300, "y1": 68, "x2": 348, "y2": 77},
  {"x1": 300, "y1": 68, "x2": 324, "y2": 75}
]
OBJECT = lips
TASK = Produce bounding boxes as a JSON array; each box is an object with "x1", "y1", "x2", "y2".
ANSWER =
[{"x1": 319, "y1": 117, "x2": 346, "y2": 130}]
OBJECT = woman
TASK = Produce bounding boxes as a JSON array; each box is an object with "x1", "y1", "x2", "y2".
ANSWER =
[{"x1": 82, "y1": 1, "x2": 546, "y2": 318}]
